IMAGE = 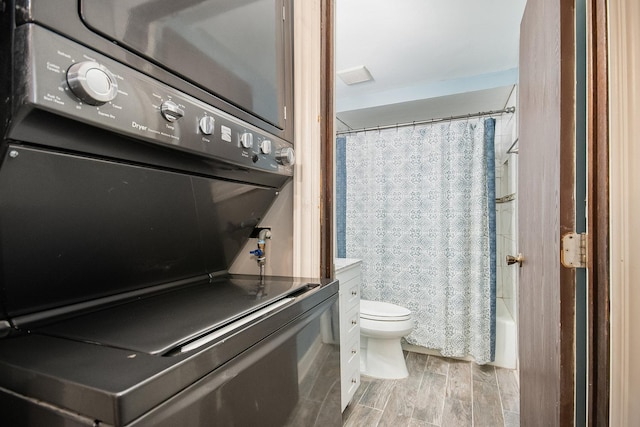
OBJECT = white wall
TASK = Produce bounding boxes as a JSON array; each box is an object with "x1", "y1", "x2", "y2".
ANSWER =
[
  {"x1": 229, "y1": 181, "x2": 294, "y2": 276},
  {"x1": 609, "y1": 0, "x2": 640, "y2": 424}
]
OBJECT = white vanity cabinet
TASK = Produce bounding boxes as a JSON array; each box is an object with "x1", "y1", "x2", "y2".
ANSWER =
[{"x1": 335, "y1": 258, "x2": 362, "y2": 412}]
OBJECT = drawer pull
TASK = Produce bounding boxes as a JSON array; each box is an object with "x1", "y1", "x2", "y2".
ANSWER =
[
  {"x1": 351, "y1": 378, "x2": 357, "y2": 384},
  {"x1": 351, "y1": 290, "x2": 357, "y2": 296},
  {"x1": 351, "y1": 349, "x2": 357, "y2": 355},
  {"x1": 351, "y1": 319, "x2": 357, "y2": 325}
]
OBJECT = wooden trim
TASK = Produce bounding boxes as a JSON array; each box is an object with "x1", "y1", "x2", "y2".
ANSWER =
[
  {"x1": 586, "y1": 0, "x2": 610, "y2": 425},
  {"x1": 292, "y1": 0, "x2": 322, "y2": 278},
  {"x1": 319, "y1": 0, "x2": 334, "y2": 279},
  {"x1": 559, "y1": 0, "x2": 577, "y2": 424}
]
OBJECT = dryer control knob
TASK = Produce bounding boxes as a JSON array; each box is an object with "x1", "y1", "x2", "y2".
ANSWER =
[
  {"x1": 161, "y1": 100, "x2": 184, "y2": 122},
  {"x1": 276, "y1": 147, "x2": 295, "y2": 166},
  {"x1": 67, "y1": 61, "x2": 118, "y2": 106},
  {"x1": 199, "y1": 116, "x2": 215, "y2": 135},
  {"x1": 260, "y1": 139, "x2": 272, "y2": 154},
  {"x1": 240, "y1": 132, "x2": 254, "y2": 149}
]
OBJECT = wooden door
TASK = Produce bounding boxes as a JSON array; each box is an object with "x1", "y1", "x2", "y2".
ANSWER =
[{"x1": 518, "y1": 0, "x2": 576, "y2": 425}]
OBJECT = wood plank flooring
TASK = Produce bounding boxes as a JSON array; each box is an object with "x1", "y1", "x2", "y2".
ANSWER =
[{"x1": 342, "y1": 352, "x2": 520, "y2": 427}]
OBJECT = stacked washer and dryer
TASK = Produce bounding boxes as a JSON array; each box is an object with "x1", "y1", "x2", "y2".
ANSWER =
[{"x1": 0, "y1": 1, "x2": 342, "y2": 426}]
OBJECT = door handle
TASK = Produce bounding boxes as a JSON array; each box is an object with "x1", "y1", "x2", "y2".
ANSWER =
[{"x1": 506, "y1": 253, "x2": 524, "y2": 267}]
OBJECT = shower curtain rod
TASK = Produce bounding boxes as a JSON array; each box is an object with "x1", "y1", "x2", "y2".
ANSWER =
[{"x1": 336, "y1": 106, "x2": 516, "y2": 135}]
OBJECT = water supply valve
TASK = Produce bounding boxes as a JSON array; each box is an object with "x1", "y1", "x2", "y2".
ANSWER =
[
  {"x1": 249, "y1": 248, "x2": 264, "y2": 257},
  {"x1": 249, "y1": 227, "x2": 271, "y2": 275}
]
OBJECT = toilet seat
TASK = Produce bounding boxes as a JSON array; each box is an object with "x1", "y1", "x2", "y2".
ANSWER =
[{"x1": 360, "y1": 300, "x2": 411, "y2": 321}]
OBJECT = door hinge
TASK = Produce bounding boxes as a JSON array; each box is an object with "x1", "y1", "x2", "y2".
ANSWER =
[{"x1": 561, "y1": 232, "x2": 588, "y2": 268}]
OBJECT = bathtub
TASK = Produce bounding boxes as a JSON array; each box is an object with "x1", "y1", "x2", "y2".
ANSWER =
[
  {"x1": 403, "y1": 297, "x2": 518, "y2": 370},
  {"x1": 492, "y1": 298, "x2": 517, "y2": 369}
]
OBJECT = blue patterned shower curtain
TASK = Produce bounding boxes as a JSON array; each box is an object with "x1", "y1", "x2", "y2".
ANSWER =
[{"x1": 337, "y1": 118, "x2": 496, "y2": 364}]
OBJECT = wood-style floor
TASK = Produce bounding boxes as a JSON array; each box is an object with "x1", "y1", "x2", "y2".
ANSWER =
[{"x1": 342, "y1": 352, "x2": 520, "y2": 427}]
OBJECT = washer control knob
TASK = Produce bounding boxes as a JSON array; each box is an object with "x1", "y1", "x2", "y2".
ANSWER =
[
  {"x1": 260, "y1": 139, "x2": 272, "y2": 154},
  {"x1": 276, "y1": 147, "x2": 295, "y2": 166},
  {"x1": 240, "y1": 132, "x2": 254, "y2": 149},
  {"x1": 161, "y1": 101, "x2": 184, "y2": 122},
  {"x1": 199, "y1": 116, "x2": 215, "y2": 135},
  {"x1": 66, "y1": 61, "x2": 118, "y2": 106}
]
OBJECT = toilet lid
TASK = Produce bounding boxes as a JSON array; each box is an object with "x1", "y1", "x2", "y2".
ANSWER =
[{"x1": 360, "y1": 300, "x2": 411, "y2": 321}]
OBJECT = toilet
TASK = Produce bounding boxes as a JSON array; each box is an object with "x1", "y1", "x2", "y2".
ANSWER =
[{"x1": 359, "y1": 299, "x2": 414, "y2": 379}]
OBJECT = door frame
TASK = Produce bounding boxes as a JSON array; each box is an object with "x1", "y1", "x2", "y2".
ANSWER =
[
  {"x1": 586, "y1": 0, "x2": 610, "y2": 425},
  {"x1": 318, "y1": 0, "x2": 611, "y2": 423},
  {"x1": 320, "y1": 0, "x2": 335, "y2": 279},
  {"x1": 517, "y1": 0, "x2": 610, "y2": 424},
  {"x1": 292, "y1": 0, "x2": 334, "y2": 280}
]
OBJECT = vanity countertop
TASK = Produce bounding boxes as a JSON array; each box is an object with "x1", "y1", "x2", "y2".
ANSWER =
[{"x1": 335, "y1": 258, "x2": 362, "y2": 273}]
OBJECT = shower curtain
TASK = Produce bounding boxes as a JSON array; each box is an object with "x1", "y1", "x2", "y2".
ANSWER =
[{"x1": 336, "y1": 118, "x2": 496, "y2": 363}]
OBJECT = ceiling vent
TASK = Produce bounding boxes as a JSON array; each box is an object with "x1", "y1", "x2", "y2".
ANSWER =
[{"x1": 337, "y1": 65, "x2": 373, "y2": 85}]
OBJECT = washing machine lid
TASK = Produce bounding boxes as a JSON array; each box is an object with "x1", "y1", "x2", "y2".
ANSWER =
[{"x1": 360, "y1": 300, "x2": 411, "y2": 321}]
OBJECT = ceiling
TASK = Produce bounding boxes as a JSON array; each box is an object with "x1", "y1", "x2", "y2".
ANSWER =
[{"x1": 335, "y1": 0, "x2": 527, "y2": 132}]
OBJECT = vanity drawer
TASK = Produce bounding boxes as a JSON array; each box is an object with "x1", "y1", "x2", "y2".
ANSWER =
[
  {"x1": 341, "y1": 278, "x2": 360, "y2": 310},
  {"x1": 341, "y1": 305, "x2": 360, "y2": 338},
  {"x1": 341, "y1": 334, "x2": 360, "y2": 367},
  {"x1": 341, "y1": 334, "x2": 361, "y2": 409},
  {"x1": 336, "y1": 259, "x2": 362, "y2": 412},
  {"x1": 342, "y1": 365, "x2": 361, "y2": 408}
]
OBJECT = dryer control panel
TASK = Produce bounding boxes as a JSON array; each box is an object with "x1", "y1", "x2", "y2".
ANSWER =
[{"x1": 12, "y1": 25, "x2": 294, "y2": 176}]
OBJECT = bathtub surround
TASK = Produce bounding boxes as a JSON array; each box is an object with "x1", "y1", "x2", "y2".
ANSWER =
[
  {"x1": 337, "y1": 118, "x2": 497, "y2": 364},
  {"x1": 493, "y1": 95, "x2": 519, "y2": 370}
]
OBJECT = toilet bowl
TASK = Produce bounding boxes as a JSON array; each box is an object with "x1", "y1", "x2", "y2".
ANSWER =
[{"x1": 359, "y1": 299, "x2": 414, "y2": 379}]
